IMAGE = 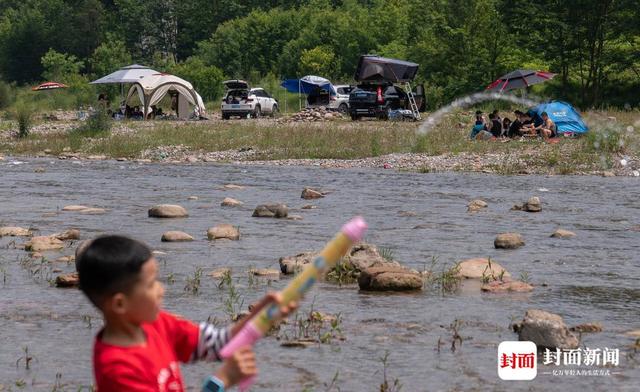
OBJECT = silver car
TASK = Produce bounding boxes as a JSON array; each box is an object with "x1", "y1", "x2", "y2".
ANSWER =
[{"x1": 305, "y1": 84, "x2": 352, "y2": 113}]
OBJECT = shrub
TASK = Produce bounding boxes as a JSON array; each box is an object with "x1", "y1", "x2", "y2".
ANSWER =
[
  {"x1": 0, "y1": 80, "x2": 14, "y2": 109},
  {"x1": 72, "y1": 108, "x2": 112, "y2": 137},
  {"x1": 15, "y1": 102, "x2": 34, "y2": 138}
]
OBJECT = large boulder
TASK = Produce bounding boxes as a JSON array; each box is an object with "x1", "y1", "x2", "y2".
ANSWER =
[
  {"x1": 0, "y1": 226, "x2": 31, "y2": 237},
  {"x1": 207, "y1": 224, "x2": 240, "y2": 240},
  {"x1": 25, "y1": 236, "x2": 64, "y2": 251},
  {"x1": 456, "y1": 258, "x2": 511, "y2": 279},
  {"x1": 52, "y1": 229, "x2": 80, "y2": 241},
  {"x1": 481, "y1": 280, "x2": 533, "y2": 293},
  {"x1": 524, "y1": 197, "x2": 542, "y2": 212},
  {"x1": 358, "y1": 266, "x2": 423, "y2": 291},
  {"x1": 148, "y1": 204, "x2": 188, "y2": 218},
  {"x1": 518, "y1": 309, "x2": 580, "y2": 349},
  {"x1": 279, "y1": 252, "x2": 318, "y2": 274},
  {"x1": 495, "y1": 233, "x2": 525, "y2": 249},
  {"x1": 221, "y1": 197, "x2": 243, "y2": 207},
  {"x1": 551, "y1": 229, "x2": 576, "y2": 238},
  {"x1": 252, "y1": 204, "x2": 288, "y2": 218},
  {"x1": 301, "y1": 188, "x2": 324, "y2": 200},
  {"x1": 161, "y1": 231, "x2": 194, "y2": 242},
  {"x1": 467, "y1": 199, "x2": 488, "y2": 213}
]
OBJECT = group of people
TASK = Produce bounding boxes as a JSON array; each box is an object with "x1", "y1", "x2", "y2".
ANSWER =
[{"x1": 470, "y1": 109, "x2": 557, "y2": 141}]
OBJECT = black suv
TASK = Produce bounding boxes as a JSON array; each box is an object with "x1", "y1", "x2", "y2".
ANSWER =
[{"x1": 348, "y1": 83, "x2": 409, "y2": 120}]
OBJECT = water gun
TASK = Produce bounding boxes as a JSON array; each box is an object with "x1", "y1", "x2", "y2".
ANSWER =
[{"x1": 219, "y1": 216, "x2": 368, "y2": 391}]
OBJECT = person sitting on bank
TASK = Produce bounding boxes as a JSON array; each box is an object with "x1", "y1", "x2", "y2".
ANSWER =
[
  {"x1": 488, "y1": 113, "x2": 502, "y2": 138},
  {"x1": 520, "y1": 112, "x2": 536, "y2": 135},
  {"x1": 535, "y1": 112, "x2": 557, "y2": 141},
  {"x1": 507, "y1": 110, "x2": 523, "y2": 138},
  {"x1": 502, "y1": 117, "x2": 512, "y2": 136}
]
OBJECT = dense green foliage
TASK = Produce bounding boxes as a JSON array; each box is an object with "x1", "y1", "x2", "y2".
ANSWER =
[{"x1": 0, "y1": 0, "x2": 638, "y2": 108}]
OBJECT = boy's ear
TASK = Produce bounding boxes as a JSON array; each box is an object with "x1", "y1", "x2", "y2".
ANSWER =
[{"x1": 106, "y1": 293, "x2": 129, "y2": 315}]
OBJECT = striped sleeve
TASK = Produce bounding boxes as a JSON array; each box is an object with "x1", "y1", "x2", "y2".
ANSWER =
[{"x1": 190, "y1": 322, "x2": 232, "y2": 362}]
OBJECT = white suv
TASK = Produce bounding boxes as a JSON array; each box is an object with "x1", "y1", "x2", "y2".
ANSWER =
[{"x1": 221, "y1": 80, "x2": 279, "y2": 119}]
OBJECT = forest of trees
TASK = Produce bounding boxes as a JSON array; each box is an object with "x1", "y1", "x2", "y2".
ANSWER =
[{"x1": 0, "y1": 0, "x2": 638, "y2": 109}]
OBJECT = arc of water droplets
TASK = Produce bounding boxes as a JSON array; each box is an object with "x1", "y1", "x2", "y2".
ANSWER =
[{"x1": 417, "y1": 92, "x2": 540, "y2": 135}]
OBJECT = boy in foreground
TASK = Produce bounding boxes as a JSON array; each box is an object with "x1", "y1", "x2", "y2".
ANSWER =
[{"x1": 76, "y1": 235, "x2": 296, "y2": 391}]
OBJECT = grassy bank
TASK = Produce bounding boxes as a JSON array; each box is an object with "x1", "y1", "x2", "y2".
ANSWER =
[{"x1": 0, "y1": 109, "x2": 638, "y2": 175}]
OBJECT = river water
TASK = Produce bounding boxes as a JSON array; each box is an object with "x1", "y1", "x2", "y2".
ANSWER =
[{"x1": 0, "y1": 157, "x2": 638, "y2": 391}]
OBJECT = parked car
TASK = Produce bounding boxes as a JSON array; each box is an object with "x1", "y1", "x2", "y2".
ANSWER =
[
  {"x1": 221, "y1": 80, "x2": 278, "y2": 119},
  {"x1": 348, "y1": 82, "x2": 408, "y2": 120},
  {"x1": 305, "y1": 84, "x2": 352, "y2": 113}
]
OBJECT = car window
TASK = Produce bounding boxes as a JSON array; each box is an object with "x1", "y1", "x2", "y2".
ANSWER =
[{"x1": 254, "y1": 90, "x2": 266, "y2": 97}]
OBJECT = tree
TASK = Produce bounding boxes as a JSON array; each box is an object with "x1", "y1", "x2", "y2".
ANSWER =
[
  {"x1": 41, "y1": 49, "x2": 84, "y2": 82},
  {"x1": 89, "y1": 35, "x2": 133, "y2": 77}
]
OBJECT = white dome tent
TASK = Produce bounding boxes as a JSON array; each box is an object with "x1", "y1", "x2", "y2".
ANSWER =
[{"x1": 125, "y1": 73, "x2": 206, "y2": 120}]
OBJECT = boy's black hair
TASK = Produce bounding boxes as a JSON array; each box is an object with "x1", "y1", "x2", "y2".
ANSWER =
[
  {"x1": 489, "y1": 113, "x2": 496, "y2": 119},
  {"x1": 76, "y1": 235, "x2": 152, "y2": 308},
  {"x1": 475, "y1": 110, "x2": 483, "y2": 115},
  {"x1": 492, "y1": 109, "x2": 499, "y2": 114},
  {"x1": 541, "y1": 111, "x2": 548, "y2": 117}
]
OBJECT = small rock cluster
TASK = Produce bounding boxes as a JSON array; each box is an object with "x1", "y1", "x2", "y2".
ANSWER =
[{"x1": 283, "y1": 108, "x2": 343, "y2": 123}]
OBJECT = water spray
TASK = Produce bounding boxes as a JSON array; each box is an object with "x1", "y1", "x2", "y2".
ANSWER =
[{"x1": 417, "y1": 92, "x2": 540, "y2": 135}]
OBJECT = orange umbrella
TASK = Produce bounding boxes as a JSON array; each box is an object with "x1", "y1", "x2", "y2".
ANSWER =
[{"x1": 32, "y1": 82, "x2": 68, "y2": 91}]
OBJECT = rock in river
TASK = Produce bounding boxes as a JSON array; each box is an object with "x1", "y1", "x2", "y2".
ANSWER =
[
  {"x1": 148, "y1": 204, "x2": 188, "y2": 218},
  {"x1": 358, "y1": 266, "x2": 423, "y2": 291},
  {"x1": 494, "y1": 233, "x2": 525, "y2": 249},
  {"x1": 456, "y1": 258, "x2": 511, "y2": 279},
  {"x1": 252, "y1": 204, "x2": 288, "y2": 218},
  {"x1": 518, "y1": 309, "x2": 580, "y2": 349},
  {"x1": 161, "y1": 231, "x2": 194, "y2": 242},
  {"x1": 207, "y1": 224, "x2": 240, "y2": 240}
]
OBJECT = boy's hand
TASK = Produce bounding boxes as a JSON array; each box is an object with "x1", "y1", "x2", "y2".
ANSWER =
[
  {"x1": 261, "y1": 292, "x2": 299, "y2": 319},
  {"x1": 215, "y1": 346, "x2": 257, "y2": 388}
]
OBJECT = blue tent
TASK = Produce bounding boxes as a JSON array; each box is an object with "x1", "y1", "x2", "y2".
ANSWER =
[
  {"x1": 528, "y1": 101, "x2": 588, "y2": 135},
  {"x1": 280, "y1": 75, "x2": 336, "y2": 95}
]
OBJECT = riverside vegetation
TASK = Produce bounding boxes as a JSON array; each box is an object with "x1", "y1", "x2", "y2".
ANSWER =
[{"x1": 0, "y1": 108, "x2": 638, "y2": 176}]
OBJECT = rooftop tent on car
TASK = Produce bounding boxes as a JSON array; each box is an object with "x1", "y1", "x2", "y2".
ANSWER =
[{"x1": 354, "y1": 55, "x2": 419, "y2": 83}]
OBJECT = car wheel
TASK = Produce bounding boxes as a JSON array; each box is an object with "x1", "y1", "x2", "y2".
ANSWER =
[
  {"x1": 253, "y1": 105, "x2": 261, "y2": 118},
  {"x1": 338, "y1": 103, "x2": 348, "y2": 114},
  {"x1": 271, "y1": 104, "x2": 279, "y2": 117},
  {"x1": 222, "y1": 113, "x2": 230, "y2": 120},
  {"x1": 350, "y1": 113, "x2": 359, "y2": 121}
]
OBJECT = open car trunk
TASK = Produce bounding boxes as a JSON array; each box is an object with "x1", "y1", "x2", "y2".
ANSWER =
[
  {"x1": 223, "y1": 79, "x2": 249, "y2": 90},
  {"x1": 307, "y1": 87, "x2": 331, "y2": 106}
]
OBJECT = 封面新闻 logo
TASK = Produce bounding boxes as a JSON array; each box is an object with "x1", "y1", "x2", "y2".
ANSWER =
[{"x1": 498, "y1": 341, "x2": 537, "y2": 380}]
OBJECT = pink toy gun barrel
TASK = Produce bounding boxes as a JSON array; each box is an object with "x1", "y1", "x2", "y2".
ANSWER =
[{"x1": 219, "y1": 217, "x2": 367, "y2": 391}]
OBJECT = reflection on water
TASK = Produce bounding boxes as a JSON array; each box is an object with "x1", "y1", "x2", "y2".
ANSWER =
[{"x1": 0, "y1": 158, "x2": 639, "y2": 391}]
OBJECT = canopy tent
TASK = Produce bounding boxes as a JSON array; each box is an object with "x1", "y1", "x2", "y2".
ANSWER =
[
  {"x1": 281, "y1": 75, "x2": 337, "y2": 110},
  {"x1": 528, "y1": 101, "x2": 588, "y2": 135},
  {"x1": 280, "y1": 75, "x2": 336, "y2": 95},
  {"x1": 90, "y1": 64, "x2": 159, "y2": 85},
  {"x1": 125, "y1": 73, "x2": 206, "y2": 120},
  {"x1": 354, "y1": 55, "x2": 419, "y2": 83}
]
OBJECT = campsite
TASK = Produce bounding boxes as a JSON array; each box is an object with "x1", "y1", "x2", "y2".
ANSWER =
[{"x1": 0, "y1": 1, "x2": 639, "y2": 392}]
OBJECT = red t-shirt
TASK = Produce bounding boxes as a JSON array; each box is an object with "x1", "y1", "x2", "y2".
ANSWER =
[{"x1": 94, "y1": 311, "x2": 199, "y2": 392}]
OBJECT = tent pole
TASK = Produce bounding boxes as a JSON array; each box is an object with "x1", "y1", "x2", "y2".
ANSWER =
[{"x1": 299, "y1": 79, "x2": 301, "y2": 111}]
